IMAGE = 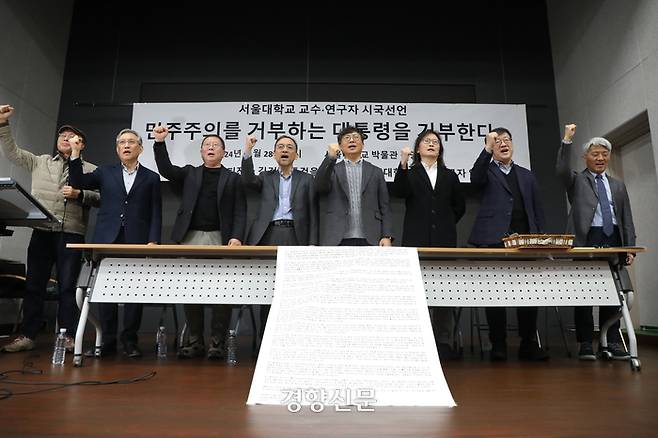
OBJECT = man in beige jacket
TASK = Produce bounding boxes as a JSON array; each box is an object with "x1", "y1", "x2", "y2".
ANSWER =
[{"x1": 0, "y1": 104, "x2": 100, "y2": 353}]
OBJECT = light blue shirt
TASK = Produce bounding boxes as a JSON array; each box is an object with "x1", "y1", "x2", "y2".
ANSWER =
[
  {"x1": 589, "y1": 170, "x2": 617, "y2": 226},
  {"x1": 272, "y1": 171, "x2": 294, "y2": 221},
  {"x1": 122, "y1": 162, "x2": 139, "y2": 194},
  {"x1": 493, "y1": 159, "x2": 514, "y2": 175}
]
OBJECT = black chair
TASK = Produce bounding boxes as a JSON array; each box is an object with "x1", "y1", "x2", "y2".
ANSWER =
[{"x1": 0, "y1": 259, "x2": 59, "y2": 335}]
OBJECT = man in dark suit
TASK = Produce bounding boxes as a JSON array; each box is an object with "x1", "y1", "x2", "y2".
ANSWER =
[
  {"x1": 315, "y1": 126, "x2": 393, "y2": 247},
  {"x1": 469, "y1": 127, "x2": 548, "y2": 361},
  {"x1": 557, "y1": 123, "x2": 636, "y2": 361},
  {"x1": 153, "y1": 125, "x2": 246, "y2": 359},
  {"x1": 69, "y1": 129, "x2": 162, "y2": 358},
  {"x1": 241, "y1": 134, "x2": 317, "y2": 335}
]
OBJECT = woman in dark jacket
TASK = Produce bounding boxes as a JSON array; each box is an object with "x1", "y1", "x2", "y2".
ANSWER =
[{"x1": 392, "y1": 129, "x2": 466, "y2": 359}]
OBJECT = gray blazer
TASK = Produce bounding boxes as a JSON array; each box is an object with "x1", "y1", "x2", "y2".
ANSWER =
[
  {"x1": 556, "y1": 141, "x2": 636, "y2": 246},
  {"x1": 314, "y1": 156, "x2": 393, "y2": 246},
  {"x1": 241, "y1": 156, "x2": 317, "y2": 245}
]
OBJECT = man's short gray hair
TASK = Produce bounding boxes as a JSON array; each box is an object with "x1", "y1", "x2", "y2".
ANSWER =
[
  {"x1": 115, "y1": 128, "x2": 143, "y2": 145},
  {"x1": 582, "y1": 137, "x2": 612, "y2": 154}
]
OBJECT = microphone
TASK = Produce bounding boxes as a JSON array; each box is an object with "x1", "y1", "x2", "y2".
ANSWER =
[{"x1": 64, "y1": 159, "x2": 70, "y2": 205}]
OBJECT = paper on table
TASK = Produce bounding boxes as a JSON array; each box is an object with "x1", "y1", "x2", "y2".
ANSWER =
[{"x1": 247, "y1": 246, "x2": 455, "y2": 408}]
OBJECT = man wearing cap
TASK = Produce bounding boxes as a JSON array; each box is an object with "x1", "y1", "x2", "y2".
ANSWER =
[
  {"x1": 557, "y1": 123, "x2": 636, "y2": 361},
  {"x1": 0, "y1": 104, "x2": 100, "y2": 353}
]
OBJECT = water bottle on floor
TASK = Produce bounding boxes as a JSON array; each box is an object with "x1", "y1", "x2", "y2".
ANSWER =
[
  {"x1": 226, "y1": 329, "x2": 237, "y2": 366},
  {"x1": 156, "y1": 326, "x2": 168, "y2": 359},
  {"x1": 52, "y1": 328, "x2": 67, "y2": 366}
]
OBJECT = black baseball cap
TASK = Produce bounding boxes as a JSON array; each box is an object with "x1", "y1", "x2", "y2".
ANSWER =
[{"x1": 58, "y1": 125, "x2": 87, "y2": 144}]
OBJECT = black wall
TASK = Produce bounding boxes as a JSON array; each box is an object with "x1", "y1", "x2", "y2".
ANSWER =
[{"x1": 58, "y1": 2, "x2": 565, "y2": 245}]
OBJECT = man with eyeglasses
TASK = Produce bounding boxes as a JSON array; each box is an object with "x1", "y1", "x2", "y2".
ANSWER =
[
  {"x1": 242, "y1": 134, "x2": 317, "y2": 336},
  {"x1": 69, "y1": 128, "x2": 162, "y2": 358},
  {"x1": 0, "y1": 104, "x2": 100, "y2": 354},
  {"x1": 315, "y1": 126, "x2": 393, "y2": 246},
  {"x1": 557, "y1": 124, "x2": 635, "y2": 361},
  {"x1": 153, "y1": 126, "x2": 246, "y2": 360},
  {"x1": 469, "y1": 127, "x2": 548, "y2": 361}
]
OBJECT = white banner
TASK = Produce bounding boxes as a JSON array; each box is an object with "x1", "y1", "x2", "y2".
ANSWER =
[{"x1": 131, "y1": 102, "x2": 529, "y2": 182}]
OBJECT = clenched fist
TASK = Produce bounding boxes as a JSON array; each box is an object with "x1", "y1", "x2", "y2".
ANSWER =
[
  {"x1": 0, "y1": 104, "x2": 14, "y2": 123},
  {"x1": 244, "y1": 135, "x2": 257, "y2": 154},
  {"x1": 485, "y1": 131, "x2": 498, "y2": 153},
  {"x1": 400, "y1": 146, "x2": 413, "y2": 168},
  {"x1": 153, "y1": 125, "x2": 169, "y2": 142},
  {"x1": 563, "y1": 124, "x2": 577, "y2": 143},
  {"x1": 69, "y1": 135, "x2": 83, "y2": 157},
  {"x1": 327, "y1": 143, "x2": 341, "y2": 159}
]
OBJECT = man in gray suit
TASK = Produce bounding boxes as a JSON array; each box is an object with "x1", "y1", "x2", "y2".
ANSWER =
[
  {"x1": 557, "y1": 123, "x2": 636, "y2": 361},
  {"x1": 241, "y1": 134, "x2": 317, "y2": 335},
  {"x1": 315, "y1": 126, "x2": 393, "y2": 247},
  {"x1": 242, "y1": 135, "x2": 317, "y2": 247}
]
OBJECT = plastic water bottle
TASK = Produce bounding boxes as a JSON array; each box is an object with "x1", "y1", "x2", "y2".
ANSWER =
[
  {"x1": 156, "y1": 326, "x2": 167, "y2": 359},
  {"x1": 52, "y1": 328, "x2": 67, "y2": 366},
  {"x1": 226, "y1": 330, "x2": 237, "y2": 366}
]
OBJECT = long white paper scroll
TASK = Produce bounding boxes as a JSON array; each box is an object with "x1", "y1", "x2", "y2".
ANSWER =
[{"x1": 247, "y1": 246, "x2": 456, "y2": 408}]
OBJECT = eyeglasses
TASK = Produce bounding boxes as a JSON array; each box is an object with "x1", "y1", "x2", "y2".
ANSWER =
[
  {"x1": 275, "y1": 144, "x2": 296, "y2": 151},
  {"x1": 494, "y1": 137, "x2": 512, "y2": 145},
  {"x1": 58, "y1": 133, "x2": 77, "y2": 140},
  {"x1": 422, "y1": 139, "x2": 440, "y2": 145},
  {"x1": 117, "y1": 139, "x2": 139, "y2": 146},
  {"x1": 342, "y1": 134, "x2": 362, "y2": 141}
]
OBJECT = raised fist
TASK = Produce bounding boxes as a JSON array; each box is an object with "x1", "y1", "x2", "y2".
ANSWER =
[
  {"x1": 485, "y1": 131, "x2": 498, "y2": 153},
  {"x1": 0, "y1": 105, "x2": 14, "y2": 123},
  {"x1": 69, "y1": 135, "x2": 83, "y2": 152},
  {"x1": 563, "y1": 124, "x2": 577, "y2": 142},
  {"x1": 400, "y1": 146, "x2": 413, "y2": 167},
  {"x1": 327, "y1": 143, "x2": 341, "y2": 159},
  {"x1": 244, "y1": 135, "x2": 257, "y2": 153},
  {"x1": 153, "y1": 125, "x2": 168, "y2": 142}
]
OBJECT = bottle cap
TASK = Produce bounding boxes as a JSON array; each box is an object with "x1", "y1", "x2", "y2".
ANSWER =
[
  {"x1": 159, "y1": 326, "x2": 165, "y2": 330},
  {"x1": 60, "y1": 328, "x2": 67, "y2": 333}
]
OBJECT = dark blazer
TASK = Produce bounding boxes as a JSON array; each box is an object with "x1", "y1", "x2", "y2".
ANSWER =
[
  {"x1": 241, "y1": 156, "x2": 317, "y2": 245},
  {"x1": 468, "y1": 148, "x2": 545, "y2": 246},
  {"x1": 392, "y1": 163, "x2": 465, "y2": 247},
  {"x1": 69, "y1": 159, "x2": 162, "y2": 244},
  {"x1": 314, "y1": 156, "x2": 393, "y2": 246},
  {"x1": 153, "y1": 142, "x2": 246, "y2": 244},
  {"x1": 555, "y1": 141, "x2": 636, "y2": 246}
]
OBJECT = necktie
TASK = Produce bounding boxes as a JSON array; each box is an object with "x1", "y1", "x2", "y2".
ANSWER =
[{"x1": 595, "y1": 174, "x2": 614, "y2": 237}]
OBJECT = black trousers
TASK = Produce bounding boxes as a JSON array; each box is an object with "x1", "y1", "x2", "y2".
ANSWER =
[
  {"x1": 575, "y1": 226, "x2": 623, "y2": 343},
  {"x1": 98, "y1": 228, "x2": 143, "y2": 346},
  {"x1": 259, "y1": 223, "x2": 299, "y2": 336},
  {"x1": 23, "y1": 229, "x2": 84, "y2": 339},
  {"x1": 477, "y1": 243, "x2": 539, "y2": 344},
  {"x1": 486, "y1": 307, "x2": 539, "y2": 344}
]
